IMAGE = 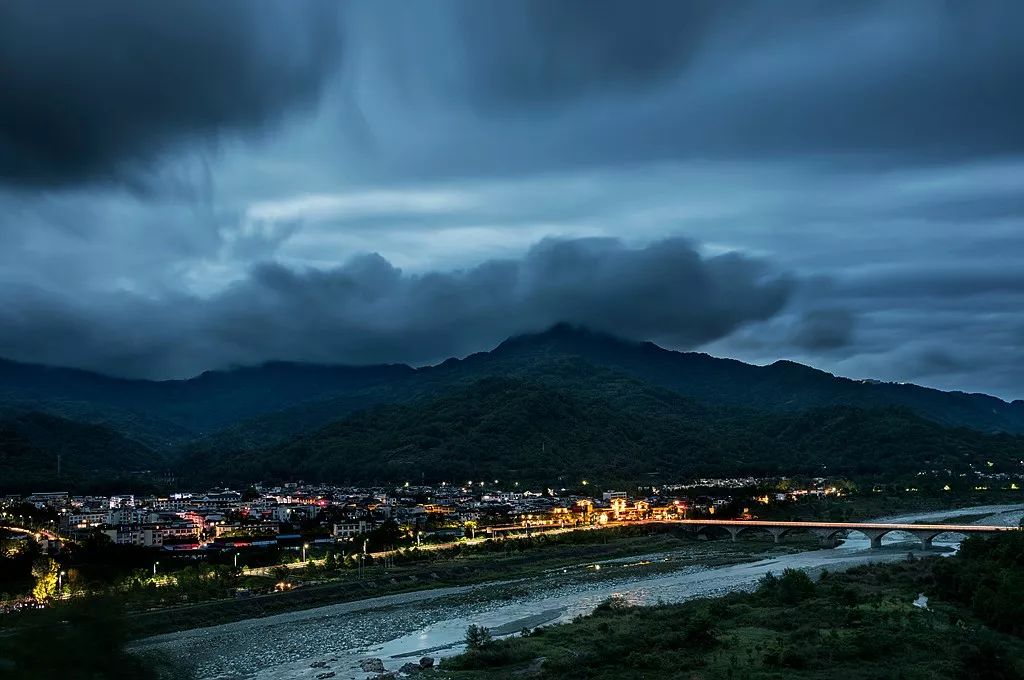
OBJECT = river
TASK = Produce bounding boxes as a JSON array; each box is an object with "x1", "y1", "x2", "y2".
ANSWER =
[{"x1": 132, "y1": 504, "x2": 1023, "y2": 679}]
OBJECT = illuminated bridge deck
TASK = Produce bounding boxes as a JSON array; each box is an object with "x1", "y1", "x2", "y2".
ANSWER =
[{"x1": 485, "y1": 518, "x2": 1017, "y2": 549}]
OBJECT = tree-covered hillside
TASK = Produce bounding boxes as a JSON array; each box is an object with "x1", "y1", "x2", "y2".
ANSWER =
[
  {"x1": 2, "y1": 324, "x2": 1023, "y2": 454},
  {"x1": 6, "y1": 325, "x2": 1024, "y2": 490},
  {"x1": 180, "y1": 376, "x2": 1024, "y2": 486},
  {"x1": 480, "y1": 325, "x2": 1024, "y2": 433},
  {"x1": 0, "y1": 410, "x2": 162, "y2": 492}
]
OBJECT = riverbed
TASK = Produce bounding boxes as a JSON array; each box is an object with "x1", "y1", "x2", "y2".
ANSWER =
[{"x1": 132, "y1": 504, "x2": 1023, "y2": 679}]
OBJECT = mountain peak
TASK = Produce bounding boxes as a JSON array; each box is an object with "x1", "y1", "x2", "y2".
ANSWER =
[{"x1": 495, "y1": 323, "x2": 642, "y2": 354}]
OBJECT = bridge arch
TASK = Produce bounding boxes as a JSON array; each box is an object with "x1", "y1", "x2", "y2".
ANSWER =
[
  {"x1": 844, "y1": 528, "x2": 919, "y2": 549},
  {"x1": 732, "y1": 525, "x2": 781, "y2": 542},
  {"x1": 906, "y1": 528, "x2": 966, "y2": 550},
  {"x1": 693, "y1": 524, "x2": 734, "y2": 541}
]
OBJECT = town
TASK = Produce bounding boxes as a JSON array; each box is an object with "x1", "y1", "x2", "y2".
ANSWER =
[
  {"x1": 0, "y1": 478, "x2": 851, "y2": 610},
  {"x1": 9, "y1": 478, "x2": 841, "y2": 548}
]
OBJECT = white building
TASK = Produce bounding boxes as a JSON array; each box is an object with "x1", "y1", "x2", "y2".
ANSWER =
[{"x1": 333, "y1": 520, "x2": 372, "y2": 538}]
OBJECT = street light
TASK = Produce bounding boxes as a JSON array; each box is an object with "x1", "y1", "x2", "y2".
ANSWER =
[
  {"x1": 152, "y1": 561, "x2": 159, "y2": 577},
  {"x1": 58, "y1": 570, "x2": 66, "y2": 594},
  {"x1": 302, "y1": 543, "x2": 309, "y2": 562}
]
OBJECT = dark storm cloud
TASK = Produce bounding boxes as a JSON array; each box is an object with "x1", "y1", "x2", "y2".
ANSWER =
[
  {"x1": 0, "y1": 1, "x2": 1022, "y2": 402},
  {"x1": 790, "y1": 309, "x2": 856, "y2": 351},
  {"x1": 0, "y1": 238, "x2": 793, "y2": 379},
  {"x1": 0, "y1": 0, "x2": 340, "y2": 187},
  {"x1": 455, "y1": 0, "x2": 728, "y2": 105},
  {"x1": 349, "y1": 0, "x2": 1024, "y2": 182}
]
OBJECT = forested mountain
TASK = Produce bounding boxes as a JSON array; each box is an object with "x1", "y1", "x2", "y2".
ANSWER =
[
  {"x1": 3, "y1": 324, "x2": 1024, "y2": 490},
  {"x1": 0, "y1": 358, "x2": 413, "y2": 439},
  {"x1": 2, "y1": 325, "x2": 1022, "y2": 444},
  {"x1": 0, "y1": 409, "x2": 160, "y2": 492},
  {"x1": 178, "y1": 376, "x2": 1024, "y2": 486},
  {"x1": 475, "y1": 325, "x2": 1024, "y2": 434}
]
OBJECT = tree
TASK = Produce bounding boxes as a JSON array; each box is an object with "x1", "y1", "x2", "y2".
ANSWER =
[
  {"x1": 777, "y1": 568, "x2": 816, "y2": 604},
  {"x1": 31, "y1": 556, "x2": 59, "y2": 601},
  {"x1": 465, "y1": 624, "x2": 492, "y2": 650}
]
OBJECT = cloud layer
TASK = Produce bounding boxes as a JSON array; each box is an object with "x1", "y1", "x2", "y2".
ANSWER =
[
  {"x1": 0, "y1": 2, "x2": 1022, "y2": 399},
  {"x1": 0, "y1": 0, "x2": 340, "y2": 187},
  {"x1": 0, "y1": 238, "x2": 792, "y2": 379}
]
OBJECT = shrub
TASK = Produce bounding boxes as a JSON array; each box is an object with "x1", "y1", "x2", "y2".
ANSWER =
[
  {"x1": 465, "y1": 624, "x2": 493, "y2": 651},
  {"x1": 445, "y1": 639, "x2": 533, "y2": 670},
  {"x1": 778, "y1": 569, "x2": 816, "y2": 604}
]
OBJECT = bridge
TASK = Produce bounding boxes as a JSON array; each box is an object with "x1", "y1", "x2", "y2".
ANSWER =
[
  {"x1": 482, "y1": 518, "x2": 1016, "y2": 550},
  {"x1": 672, "y1": 519, "x2": 1016, "y2": 550}
]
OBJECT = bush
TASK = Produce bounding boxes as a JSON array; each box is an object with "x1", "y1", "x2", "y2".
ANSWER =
[
  {"x1": 684, "y1": 608, "x2": 718, "y2": 648},
  {"x1": 782, "y1": 569, "x2": 816, "y2": 602},
  {"x1": 444, "y1": 639, "x2": 532, "y2": 670},
  {"x1": 764, "y1": 645, "x2": 810, "y2": 669},
  {"x1": 593, "y1": 594, "x2": 633, "y2": 615},
  {"x1": 465, "y1": 624, "x2": 493, "y2": 651}
]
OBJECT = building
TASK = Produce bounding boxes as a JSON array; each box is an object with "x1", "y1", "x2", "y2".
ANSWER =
[
  {"x1": 142, "y1": 523, "x2": 199, "y2": 547},
  {"x1": 333, "y1": 519, "x2": 373, "y2": 538},
  {"x1": 102, "y1": 522, "x2": 199, "y2": 547},
  {"x1": 60, "y1": 510, "x2": 108, "y2": 531},
  {"x1": 26, "y1": 492, "x2": 69, "y2": 509},
  {"x1": 102, "y1": 526, "x2": 144, "y2": 546}
]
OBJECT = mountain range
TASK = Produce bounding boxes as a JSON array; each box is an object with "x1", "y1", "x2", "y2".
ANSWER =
[{"x1": 2, "y1": 324, "x2": 1023, "y2": 491}]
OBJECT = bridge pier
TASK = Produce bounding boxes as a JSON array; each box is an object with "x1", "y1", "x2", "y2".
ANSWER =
[
  {"x1": 907, "y1": 530, "x2": 948, "y2": 551},
  {"x1": 860, "y1": 529, "x2": 886, "y2": 549},
  {"x1": 810, "y1": 528, "x2": 840, "y2": 548},
  {"x1": 768, "y1": 527, "x2": 787, "y2": 544},
  {"x1": 727, "y1": 527, "x2": 741, "y2": 542}
]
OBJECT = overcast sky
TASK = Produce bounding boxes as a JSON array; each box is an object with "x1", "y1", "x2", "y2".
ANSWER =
[{"x1": 1, "y1": 1, "x2": 1022, "y2": 400}]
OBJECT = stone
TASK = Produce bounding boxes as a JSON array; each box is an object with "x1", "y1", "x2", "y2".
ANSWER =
[
  {"x1": 360, "y1": 658, "x2": 386, "y2": 673},
  {"x1": 418, "y1": 657, "x2": 434, "y2": 669},
  {"x1": 399, "y1": 662, "x2": 421, "y2": 674}
]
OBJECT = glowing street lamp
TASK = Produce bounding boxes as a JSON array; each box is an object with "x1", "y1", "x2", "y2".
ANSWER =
[
  {"x1": 302, "y1": 543, "x2": 310, "y2": 562},
  {"x1": 152, "y1": 561, "x2": 160, "y2": 577}
]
